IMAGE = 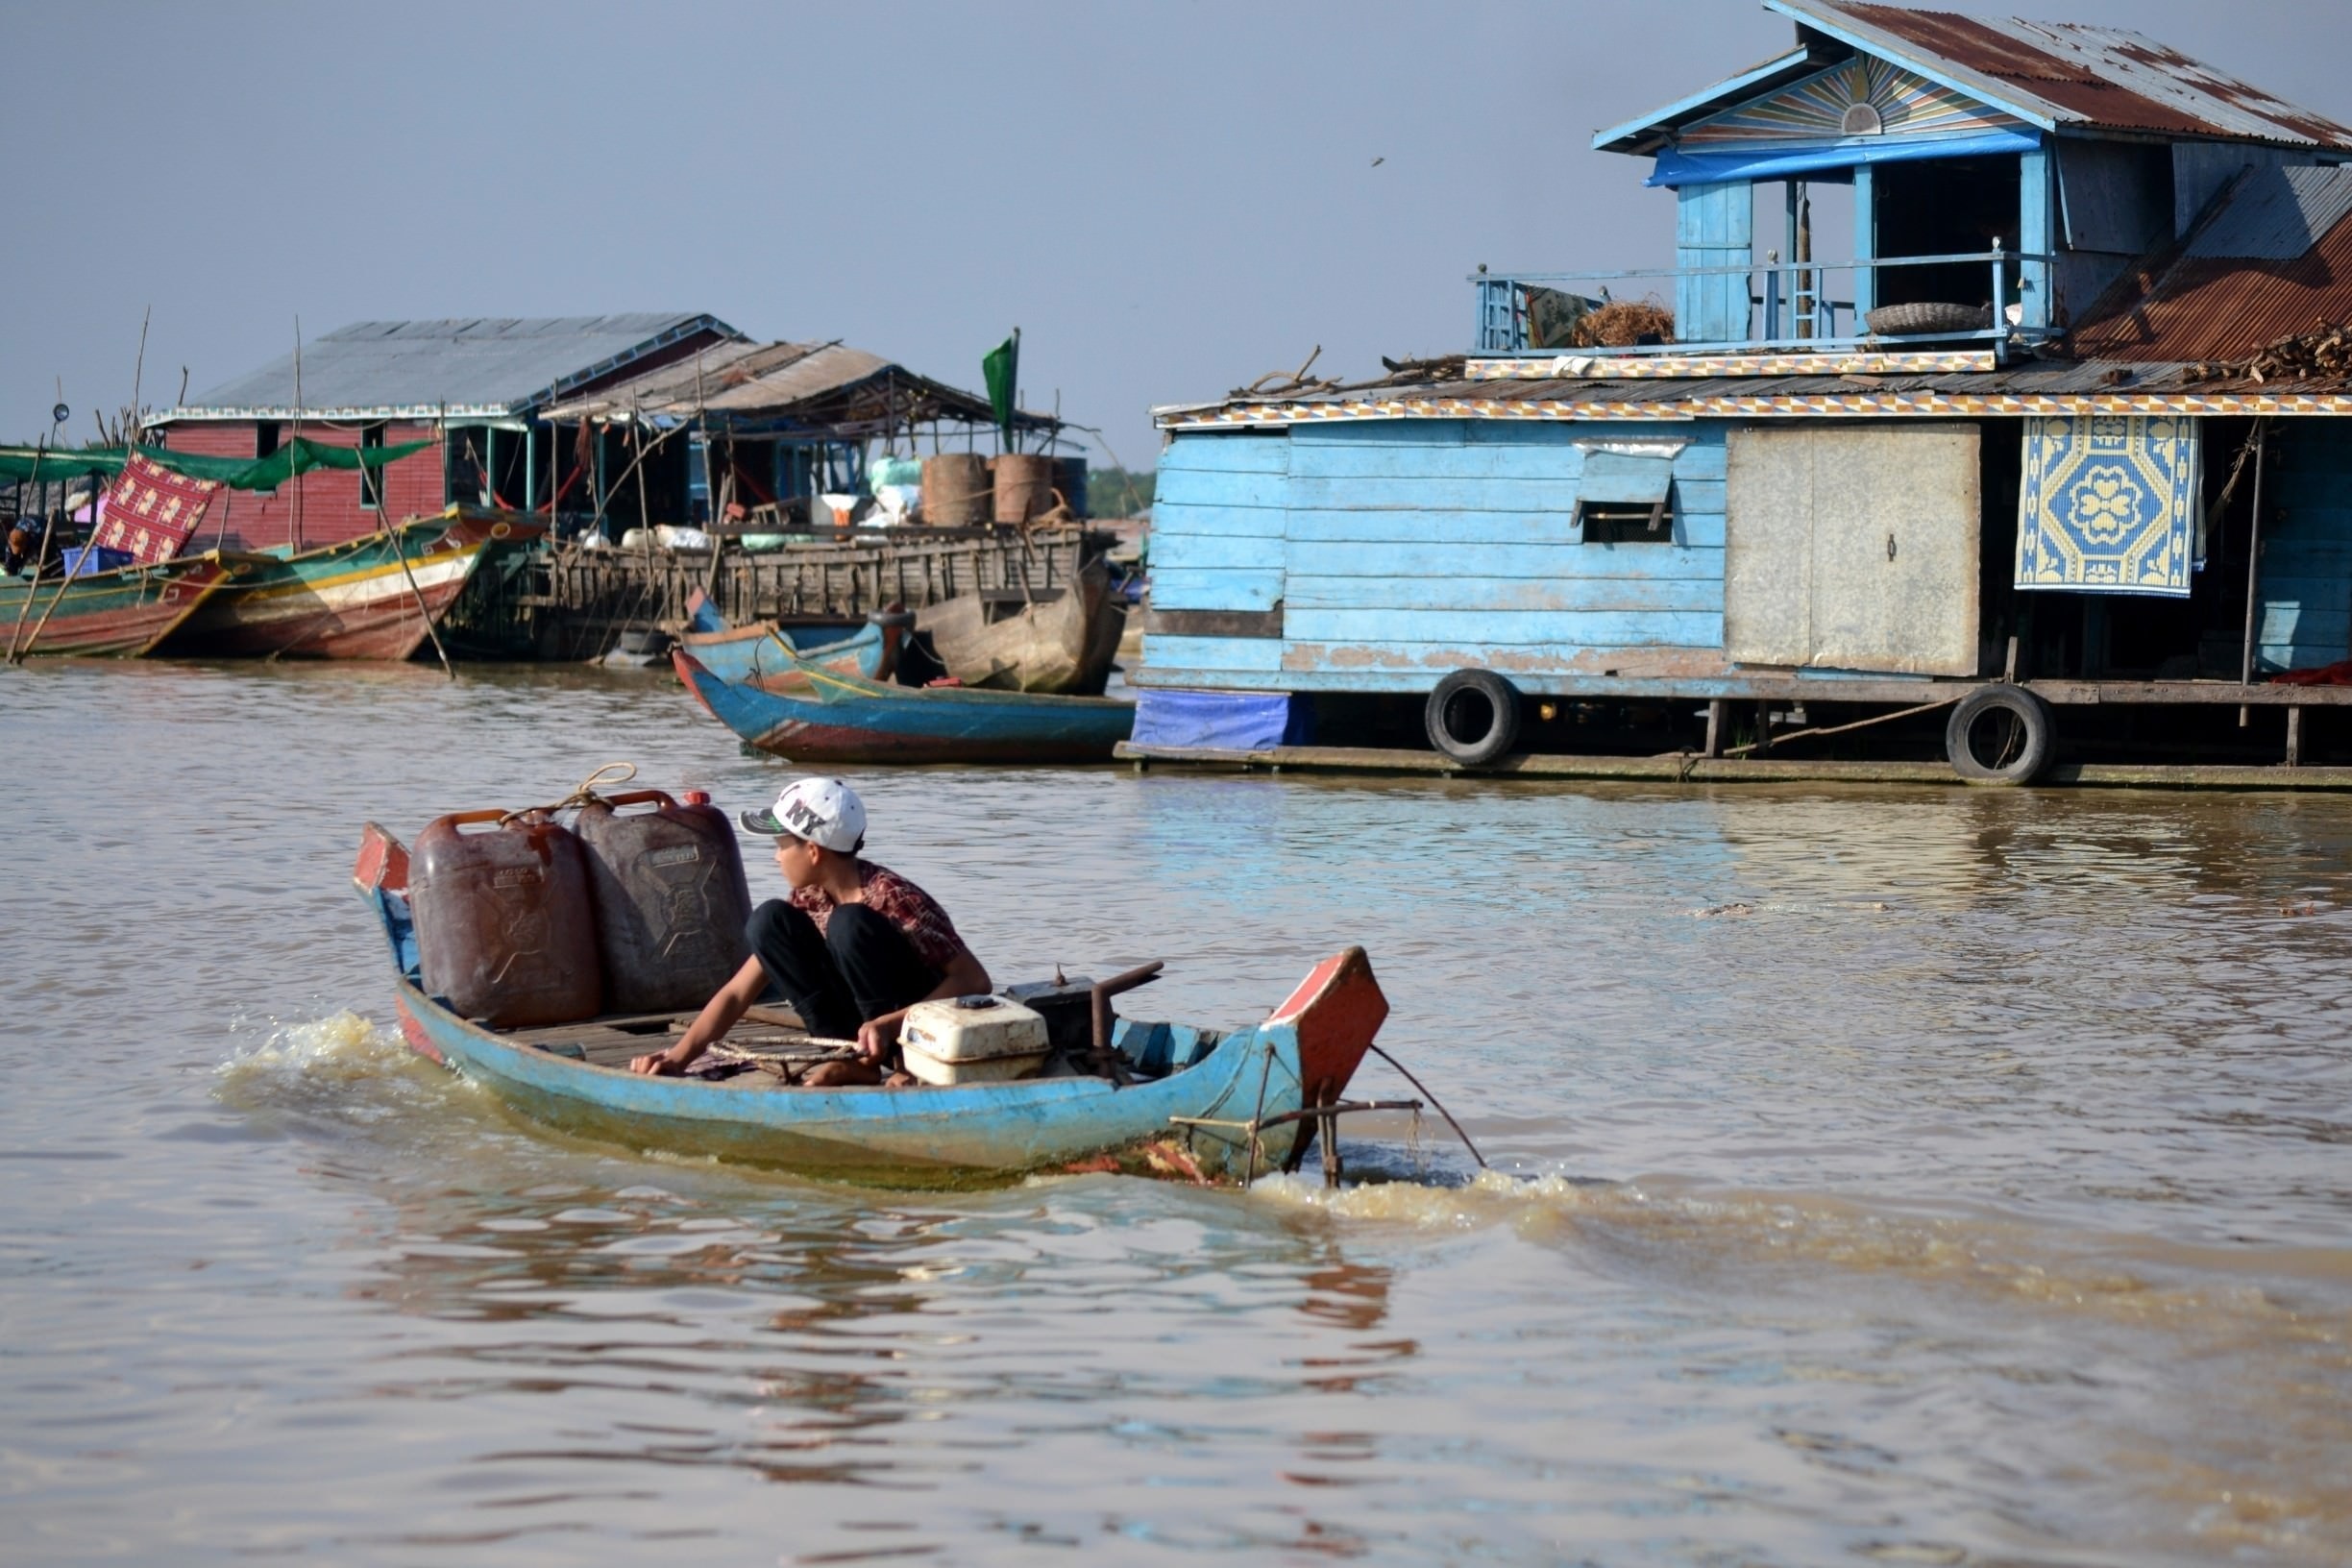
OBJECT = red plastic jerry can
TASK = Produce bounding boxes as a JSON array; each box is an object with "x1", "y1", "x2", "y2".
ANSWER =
[{"x1": 409, "y1": 809, "x2": 603, "y2": 1028}]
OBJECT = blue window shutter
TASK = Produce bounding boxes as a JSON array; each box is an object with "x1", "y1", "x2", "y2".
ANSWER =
[{"x1": 1676, "y1": 182, "x2": 1752, "y2": 344}]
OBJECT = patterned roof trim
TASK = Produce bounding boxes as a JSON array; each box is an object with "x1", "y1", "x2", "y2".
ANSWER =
[
  {"x1": 1466, "y1": 351, "x2": 1996, "y2": 380},
  {"x1": 1160, "y1": 391, "x2": 2352, "y2": 430}
]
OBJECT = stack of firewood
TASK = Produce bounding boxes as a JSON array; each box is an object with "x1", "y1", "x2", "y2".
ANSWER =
[{"x1": 2184, "y1": 321, "x2": 2352, "y2": 384}]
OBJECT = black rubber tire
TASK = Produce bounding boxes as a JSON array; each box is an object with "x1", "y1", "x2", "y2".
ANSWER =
[
  {"x1": 1945, "y1": 687, "x2": 2056, "y2": 784},
  {"x1": 1425, "y1": 669, "x2": 1523, "y2": 766},
  {"x1": 868, "y1": 607, "x2": 919, "y2": 630}
]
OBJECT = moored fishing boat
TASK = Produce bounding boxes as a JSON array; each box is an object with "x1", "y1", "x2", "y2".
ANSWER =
[
  {"x1": 163, "y1": 505, "x2": 542, "y2": 660},
  {"x1": 3, "y1": 551, "x2": 257, "y2": 658},
  {"x1": 353, "y1": 820, "x2": 1388, "y2": 1182},
  {"x1": 915, "y1": 553, "x2": 1125, "y2": 695},
  {"x1": 675, "y1": 601, "x2": 901, "y2": 691},
  {"x1": 674, "y1": 648, "x2": 1136, "y2": 764}
]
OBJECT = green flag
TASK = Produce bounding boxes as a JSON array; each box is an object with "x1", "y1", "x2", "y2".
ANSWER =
[{"x1": 982, "y1": 330, "x2": 1019, "y2": 445}]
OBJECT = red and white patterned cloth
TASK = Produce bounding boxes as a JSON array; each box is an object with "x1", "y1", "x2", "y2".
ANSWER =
[
  {"x1": 790, "y1": 861, "x2": 969, "y2": 972},
  {"x1": 95, "y1": 452, "x2": 220, "y2": 564}
]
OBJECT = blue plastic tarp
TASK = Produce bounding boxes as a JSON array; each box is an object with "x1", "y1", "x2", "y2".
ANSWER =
[
  {"x1": 1648, "y1": 128, "x2": 2040, "y2": 187},
  {"x1": 1131, "y1": 689, "x2": 1311, "y2": 751},
  {"x1": 59, "y1": 546, "x2": 135, "y2": 578}
]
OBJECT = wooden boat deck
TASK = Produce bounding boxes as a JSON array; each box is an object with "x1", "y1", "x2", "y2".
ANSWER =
[{"x1": 502, "y1": 1004, "x2": 820, "y2": 1071}]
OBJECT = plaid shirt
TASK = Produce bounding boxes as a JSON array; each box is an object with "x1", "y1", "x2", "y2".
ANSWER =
[{"x1": 790, "y1": 861, "x2": 968, "y2": 974}]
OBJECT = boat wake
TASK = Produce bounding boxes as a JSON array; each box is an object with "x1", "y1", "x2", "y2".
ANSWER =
[
  {"x1": 1253, "y1": 1167, "x2": 2352, "y2": 1345},
  {"x1": 211, "y1": 1009, "x2": 483, "y2": 1137},
  {"x1": 216, "y1": 1009, "x2": 407, "y2": 1079}
]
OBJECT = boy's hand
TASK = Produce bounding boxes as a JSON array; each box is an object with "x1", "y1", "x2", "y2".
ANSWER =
[{"x1": 854, "y1": 1014, "x2": 902, "y2": 1063}]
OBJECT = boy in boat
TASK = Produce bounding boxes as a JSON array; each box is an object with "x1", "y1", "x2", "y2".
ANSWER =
[{"x1": 629, "y1": 776, "x2": 991, "y2": 1080}]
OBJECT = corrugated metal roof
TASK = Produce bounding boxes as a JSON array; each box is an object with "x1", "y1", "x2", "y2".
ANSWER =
[
  {"x1": 1776, "y1": 0, "x2": 2352, "y2": 148},
  {"x1": 2070, "y1": 166, "x2": 2352, "y2": 362},
  {"x1": 1151, "y1": 355, "x2": 2352, "y2": 428},
  {"x1": 171, "y1": 313, "x2": 739, "y2": 420},
  {"x1": 2183, "y1": 165, "x2": 2352, "y2": 260},
  {"x1": 1171, "y1": 358, "x2": 2207, "y2": 408},
  {"x1": 540, "y1": 339, "x2": 1055, "y2": 434}
]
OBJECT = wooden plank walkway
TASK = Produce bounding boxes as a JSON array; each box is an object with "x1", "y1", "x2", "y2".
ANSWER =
[{"x1": 1115, "y1": 742, "x2": 2352, "y2": 791}]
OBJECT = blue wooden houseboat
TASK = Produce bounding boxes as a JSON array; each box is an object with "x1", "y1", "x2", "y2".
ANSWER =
[{"x1": 1132, "y1": 0, "x2": 2352, "y2": 782}]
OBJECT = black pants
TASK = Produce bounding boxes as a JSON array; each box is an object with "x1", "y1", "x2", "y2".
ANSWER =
[{"x1": 747, "y1": 899, "x2": 938, "y2": 1041}]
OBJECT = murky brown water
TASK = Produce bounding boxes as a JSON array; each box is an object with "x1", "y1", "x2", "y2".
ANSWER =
[{"x1": 5, "y1": 659, "x2": 2350, "y2": 1566}]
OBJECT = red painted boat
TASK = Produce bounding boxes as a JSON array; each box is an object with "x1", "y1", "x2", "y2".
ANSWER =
[
  {"x1": 2, "y1": 551, "x2": 254, "y2": 658},
  {"x1": 164, "y1": 506, "x2": 544, "y2": 661}
]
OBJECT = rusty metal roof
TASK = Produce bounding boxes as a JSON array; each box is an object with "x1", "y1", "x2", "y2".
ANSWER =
[
  {"x1": 2069, "y1": 166, "x2": 2352, "y2": 363},
  {"x1": 1771, "y1": 0, "x2": 2352, "y2": 148},
  {"x1": 1151, "y1": 354, "x2": 2352, "y2": 429},
  {"x1": 541, "y1": 339, "x2": 1055, "y2": 436}
]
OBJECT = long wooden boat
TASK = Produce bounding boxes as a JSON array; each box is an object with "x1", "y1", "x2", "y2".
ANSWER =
[
  {"x1": 354, "y1": 821, "x2": 1386, "y2": 1183},
  {"x1": 674, "y1": 649, "x2": 1136, "y2": 764},
  {"x1": 916, "y1": 552, "x2": 1125, "y2": 695},
  {"x1": 676, "y1": 615, "x2": 897, "y2": 691},
  {"x1": 163, "y1": 506, "x2": 544, "y2": 661},
  {"x1": 2, "y1": 551, "x2": 255, "y2": 658}
]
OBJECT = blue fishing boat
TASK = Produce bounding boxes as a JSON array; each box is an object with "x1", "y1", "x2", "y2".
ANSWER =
[
  {"x1": 673, "y1": 593, "x2": 899, "y2": 692},
  {"x1": 674, "y1": 649, "x2": 1136, "y2": 764},
  {"x1": 353, "y1": 822, "x2": 1389, "y2": 1183}
]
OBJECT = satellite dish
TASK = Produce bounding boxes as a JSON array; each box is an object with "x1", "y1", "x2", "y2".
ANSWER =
[{"x1": 52, "y1": 403, "x2": 70, "y2": 426}]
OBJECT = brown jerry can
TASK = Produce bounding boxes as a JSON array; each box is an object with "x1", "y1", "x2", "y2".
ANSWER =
[
  {"x1": 574, "y1": 789, "x2": 752, "y2": 1015},
  {"x1": 410, "y1": 809, "x2": 604, "y2": 1028}
]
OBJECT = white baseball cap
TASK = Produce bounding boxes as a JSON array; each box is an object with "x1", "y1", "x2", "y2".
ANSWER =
[{"x1": 741, "y1": 776, "x2": 867, "y2": 851}]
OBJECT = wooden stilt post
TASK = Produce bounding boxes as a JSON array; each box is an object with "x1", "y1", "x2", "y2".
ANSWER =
[
  {"x1": 2240, "y1": 422, "x2": 2269, "y2": 728},
  {"x1": 2286, "y1": 705, "x2": 2304, "y2": 768},
  {"x1": 1703, "y1": 698, "x2": 1727, "y2": 758}
]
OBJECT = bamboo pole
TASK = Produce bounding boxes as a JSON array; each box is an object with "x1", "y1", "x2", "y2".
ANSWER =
[
  {"x1": 15, "y1": 464, "x2": 112, "y2": 660},
  {"x1": 2240, "y1": 420, "x2": 2270, "y2": 727},
  {"x1": 291, "y1": 317, "x2": 305, "y2": 552},
  {"x1": 6, "y1": 437, "x2": 55, "y2": 663},
  {"x1": 384, "y1": 520, "x2": 457, "y2": 679}
]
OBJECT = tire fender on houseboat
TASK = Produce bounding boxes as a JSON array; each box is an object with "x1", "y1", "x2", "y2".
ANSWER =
[
  {"x1": 1946, "y1": 686, "x2": 2057, "y2": 785},
  {"x1": 1426, "y1": 669, "x2": 1523, "y2": 766}
]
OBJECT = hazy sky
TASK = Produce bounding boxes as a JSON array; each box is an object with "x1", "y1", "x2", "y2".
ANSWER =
[{"x1": 4, "y1": 1, "x2": 2347, "y2": 469}]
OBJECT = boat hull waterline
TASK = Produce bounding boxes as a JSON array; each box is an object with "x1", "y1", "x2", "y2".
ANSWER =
[
  {"x1": 2, "y1": 551, "x2": 249, "y2": 657},
  {"x1": 674, "y1": 649, "x2": 1135, "y2": 764},
  {"x1": 167, "y1": 509, "x2": 542, "y2": 661}
]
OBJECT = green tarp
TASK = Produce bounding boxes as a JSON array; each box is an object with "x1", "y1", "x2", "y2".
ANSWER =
[{"x1": 0, "y1": 436, "x2": 434, "y2": 492}]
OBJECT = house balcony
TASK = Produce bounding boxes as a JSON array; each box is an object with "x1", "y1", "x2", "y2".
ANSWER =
[{"x1": 1473, "y1": 247, "x2": 2057, "y2": 361}]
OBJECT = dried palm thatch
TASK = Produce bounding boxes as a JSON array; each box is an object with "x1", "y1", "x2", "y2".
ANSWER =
[{"x1": 1567, "y1": 299, "x2": 1676, "y2": 349}]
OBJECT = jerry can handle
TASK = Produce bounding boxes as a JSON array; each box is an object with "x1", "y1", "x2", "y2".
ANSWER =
[
  {"x1": 598, "y1": 789, "x2": 678, "y2": 810},
  {"x1": 426, "y1": 808, "x2": 516, "y2": 834}
]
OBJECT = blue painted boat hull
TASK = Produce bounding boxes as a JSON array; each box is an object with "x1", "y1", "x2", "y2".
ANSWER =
[
  {"x1": 674, "y1": 649, "x2": 1135, "y2": 765},
  {"x1": 676, "y1": 619, "x2": 892, "y2": 690},
  {"x1": 355, "y1": 824, "x2": 1384, "y2": 1184}
]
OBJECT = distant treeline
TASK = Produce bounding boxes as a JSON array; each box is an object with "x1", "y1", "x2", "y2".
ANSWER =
[{"x1": 1085, "y1": 467, "x2": 1154, "y2": 519}]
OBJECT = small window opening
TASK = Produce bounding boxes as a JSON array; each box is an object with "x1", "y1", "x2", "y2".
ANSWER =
[
  {"x1": 255, "y1": 421, "x2": 281, "y2": 459},
  {"x1": 1574, "y1": 449, "x2": 1678, "y2": 543},
  {"x1": 1577, "y1": 497, "x2": 1675, "y2": 544},
  {"x1": 358, "y1": 423, "x2": 387, "y2": 509}
]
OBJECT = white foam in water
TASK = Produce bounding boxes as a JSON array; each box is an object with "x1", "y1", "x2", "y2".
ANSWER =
[
  {"x1": 1253, "y1": 1167, "x2": 1601, "y2": 1228},
  {"x1": 216, "y1": 1010, "x2": 415, "y2": 1083}
]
